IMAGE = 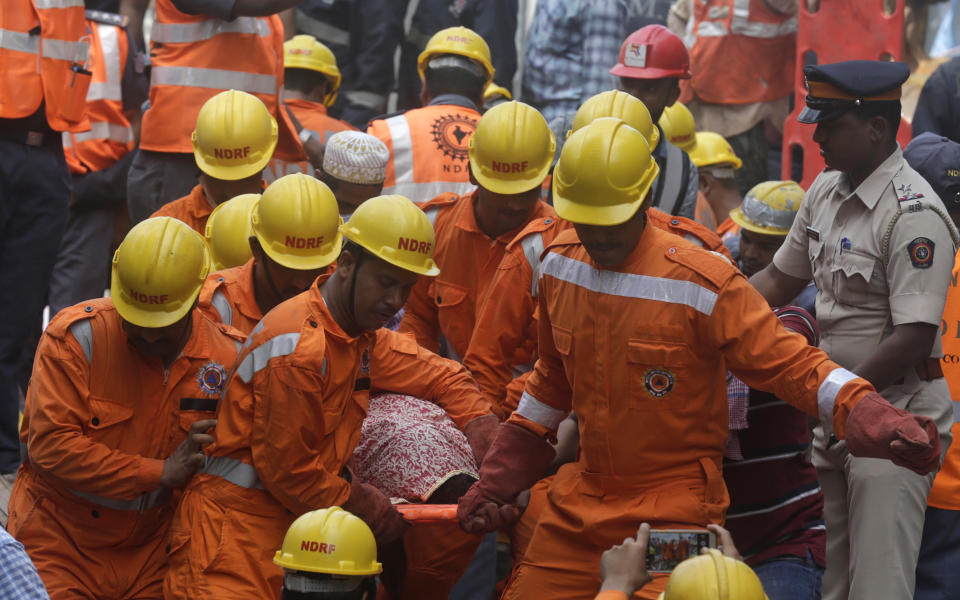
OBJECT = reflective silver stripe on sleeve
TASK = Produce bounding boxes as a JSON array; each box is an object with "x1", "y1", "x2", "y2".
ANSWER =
[
  {"x1": 697, "y1": 21, "x2": 728, "y2": 37},
  {"x1": 210, "y1": 290, "x2": 233, "y2": 327},
  {"x1": 201, "y1": 455, "x2": 264, "y2": 489},
  {"x1": 519, "y1": 233, "x2": 545, "y2": 298},
  {"x1": 86, "y1": 23, "x2": 122, "y2": 101},
  {"x1": 235, "y1": 332, "x2": 301, "y2": 383},
  {"x1": 344, "y1": 90, "x2": 387, "y2": 111},
  {"x1": 953, "y1": 401, "x2": 960, "y2": 424},
  {"x1": 540, "y1": 253, "x2": 718, "y2": 315},
  {"x1": 150, "y1": 65, "x2": 277, "y2": 96},
  {"x1": 69, "y1": 486, "x2": 171, "y2": 512},
  {"x1": 384, "y1": 181, "x2": 477, "y2": 205},
  {"x1": 817, "y1": 367, "x2": 859, "y2": 436},
  {"x1": 294, "y1": 11, "x2": 350, "y2": 46},
  {"x1": 730, "y1": 0, "x2": 797, "y2": 38},
  {"x1": 656, "y1": 142, "x2": 685, "y2": 214},
  {"x1": 0, "y1": 29, "x2": 39, "y2": 54},
  {"x1": 150, "y1": 17, "x2": 270, "y2": 44},
  {"x1": 34, "y1": 0, "x2": 85, "y2": 8},
  {"x1": 41, "y1": 38, "x2": 89, "y2": 62},
  {"x1": 516, "y1": 391, "x2": 567, "y2": 430},
  {"x1": 67, "y1": 121, "x2": 134, "y2": 145},
  {"x1": 385, "y1": 115, "x2": 414, "y2": 187},
  {"x1": 69, "y1": 320, "x2": 93, "y2": 364},
  {"x1": 424, "y1": 207, "x2": 440, "y2": 228}
]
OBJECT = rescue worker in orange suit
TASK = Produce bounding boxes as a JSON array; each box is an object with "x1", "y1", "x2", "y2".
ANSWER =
[
  {"x1": 6, "y1": 217, "x2": 244, "y2": 599},
  {"x1": 265, "y1": 34, "x2": 356, "y2": 184},
  {"x1": 399, "y1": 100, "x2": 556, "y2": 361},
  {"x1": 902, "y1": 133, "x2": 960, "y2": 599},
  {"x1": 196, "y1": 172, "x2": 487, "y2": 600},
  {"x1": 0, "y1": 0, "x2": 91, "y2": 524},
  {"x1": 611, "y1": 25, "x2": 699, "y2": 220},
  {"x1": 48, "y1": 7, "x2": 149, "y2": 316},
  {"x1": 126, "y1": 0, "x2": 304, "y2": 223},
  {"x1": 164, "y1": 195, "x2": 498, "y2": 600},
  {"x1": 464, "y1": 90, "x2": 728, "y2": 420},
  {"x1": 456, "y1": 117, "x2": 943, "y2": 600},
  {"x1": 368, "y1": 26, "x2": 493, "y2": 203},
  {"x1": 150, "y1": 90, "x2": 277, "y2": 235}
]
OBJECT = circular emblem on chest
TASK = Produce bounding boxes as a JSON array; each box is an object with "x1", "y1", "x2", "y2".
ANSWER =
[
  {"x1": 644, "y1": 369, "x2": 675, "y2": 398},
  {"x1": 197, "y1": 362, "x2": 226, "y2": 395},
  {"x1": 430, "y1": 113, "x2": 476, "y2": 162}
]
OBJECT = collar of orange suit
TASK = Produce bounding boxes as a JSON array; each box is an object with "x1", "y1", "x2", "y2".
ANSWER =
[
  {"x1": 805, "y1": 80, "x2": 901, "y2": 102},
  {"x1": 310, "y1": 272, "x2": 376, "y2": 343},
  {"x1": 457, "y1": 190, "x2": 552, "y2": 242}
]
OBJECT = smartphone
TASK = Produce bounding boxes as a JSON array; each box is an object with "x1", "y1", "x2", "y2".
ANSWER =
[{"x1": 646, "y1": 529, "x2": 718, "y2": 573}]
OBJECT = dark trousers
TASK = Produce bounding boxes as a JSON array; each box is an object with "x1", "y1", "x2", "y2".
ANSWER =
[
  {"x1": 126, "y1": 148, "x2": 197, "y2": 224},
  {"x1": 915, "y1": 506, "x2": 960, "y2": 600},
  {"x1": 0, "y1": 139, "x2": 70, "y2": 474}
]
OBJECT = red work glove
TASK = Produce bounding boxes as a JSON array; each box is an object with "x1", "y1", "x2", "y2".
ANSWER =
[
  {"x1": 844, "y1": 392, "x2": 942, "y2": 475},
  {"x1": 457, "y1": 422, "x2": 556, "y2": 534},
  {"x1": 463, "y1": 413, "x2": 500, "y2": 467},
  {"x1": 342, "y1": 482, "x2": 410, "y2": 544}
]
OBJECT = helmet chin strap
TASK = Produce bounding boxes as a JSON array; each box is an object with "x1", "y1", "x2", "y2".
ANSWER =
[{"x1": 259, "y1": 249, "x2": 286, "y2": 303}]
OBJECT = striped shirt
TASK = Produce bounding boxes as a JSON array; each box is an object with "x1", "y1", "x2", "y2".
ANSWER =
[{"x1": 723, "y1": 306, "x2": 826, "y2": 567}]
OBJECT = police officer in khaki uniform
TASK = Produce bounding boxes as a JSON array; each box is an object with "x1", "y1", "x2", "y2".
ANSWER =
[{"x1": 750, "y1": 60, "x2": 959, "y2": 600}]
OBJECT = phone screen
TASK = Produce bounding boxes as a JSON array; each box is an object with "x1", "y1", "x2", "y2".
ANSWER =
[{"x1": 646, "y1": 530, "x2": 717, "y2": 573}]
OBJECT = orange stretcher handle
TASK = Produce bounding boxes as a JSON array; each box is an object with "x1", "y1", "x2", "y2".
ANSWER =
[{"x1": 395, "y1": 504, "x2": 458, "y2": 523}]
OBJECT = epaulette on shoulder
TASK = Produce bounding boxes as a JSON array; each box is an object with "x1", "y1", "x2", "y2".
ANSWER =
[
  {"x1": 85, "y1": 9, "x2": 128, "y2": 27},
  {"x1": 664, "y1": 245, "x2": 737, "y2": 289},
  {"x1": 44, "y1": 298, "x2": 110, "y2": 340},
  {"x1": 543, "y1": 227, "x2": 580, "y2": 251},
  {"x1": 506, "y1": 216, "x2": 560, "y2": 252}
]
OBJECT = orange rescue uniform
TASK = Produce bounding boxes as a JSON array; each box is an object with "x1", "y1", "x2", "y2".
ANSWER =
[
  {"x1": 400, "y1": 191, "x2": 557, "y2": 359},
  {"x1": 465, "y1": 209, "x2": 729, "y2": 418},
  {"x1": 930, "y1": 249, "x2": 960, "y2": 510},
  {"x1": 151, "y1": 184, "x2": 213, "y2": 235},
  {"x1": 164, "y1": 276, "x2": 491, "y2": 600},
  {"x1": 198, "y1": 259, "x2": 263, "y2": 334},
  {"x1": 501, "y1": 223, "x2": 873, "y2": 599},
  {"x1": 264, "y1": 98, "x2": 355, "y2": 183},
  {"x1": 367, "y1": 102, "x2": 480, "y2": 203},
  {"x1": 716, "y1": 216, "x2": 740, "y2": 244},
  {"x1": 7, "y1": 299, "x2": 242, "y2": 599}
]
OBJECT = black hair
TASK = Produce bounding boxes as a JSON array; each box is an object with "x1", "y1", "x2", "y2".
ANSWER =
[
  {"x1": 284, "y1": 67, "x2": 330, "y2": 96},
  {"x1": 853, "y1": 101, "x2": 902, "y2": 139},
  {"x1": 341, "y1": 240, "x2": 369, "y2": 266},
  {"x1": 424, "y1": 66, "x2": 485, "y2": 101},
  {"x1": 281, "y1": 577, "x2": 377, "y2": 600}
]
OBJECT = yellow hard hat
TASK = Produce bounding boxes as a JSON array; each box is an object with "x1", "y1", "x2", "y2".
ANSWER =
[
  {"x1": 658, "y1": 550, "x2": 769, "y2": 600},
  {"x1": 659, "y1": 102, "x2": 696, "y2": 152},
  {"x1": 570, "y1": 89, "x2": 660, "y2": 151},
  {"x1": 340, "y1": 195, "x2": 440, "y2": 276},
  {"x1": 274, "y1": 507, "x2": 382, "y2": 576},
  {"x1": 111, "y1": 217, "x2": 210, "y2": 328},
  {"x1": 729, "y1": 180, "x2": 804, "y2": 236},
  {"x1": 284, "y1": 34, "x2": 341, "y2": 107},
  {"x1": 417, "y1": 26, "x2": 494, "y2": 84},
  {"x1": 192, "y1": 89, "x2": 278, "y2": 181},
  {"x1": 204, "y1": 193, "x2": 259, "y2": 270},
  {"x1": 469, "y1": 101, "x2": 555, "y2": 195},
  {"x1": 251, "y1": 173, "x2": 342, "y2": 270},
  {"x1": 689, "y1": 132, "x2": 743, "y2": 170},
  {"x1": 483, "y1": 83, "x2": 512, "y2": 102},
  {"x1": 552, "y1": 118, "x2": 659, "y2": 226}
]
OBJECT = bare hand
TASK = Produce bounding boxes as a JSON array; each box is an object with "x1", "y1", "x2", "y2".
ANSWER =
[
  {"x1": 704, "y1": 524, "x2": 743, "y2": 561},
  {"x1": 599, "y1": 523, "x2": 653, "y2": 596},
  {"x1": 160, "y1": 419, "x2": 216, "y2": 488}
]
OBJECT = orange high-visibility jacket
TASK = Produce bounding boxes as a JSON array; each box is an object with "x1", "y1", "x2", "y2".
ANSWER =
[
  {"x1": 367, "y1": 103, "x2": 480, "y2": 203},
  {"x1": 198, "y1": 259, "x2": 263, "y2": 334},
  {"x1": 140, "y1": 0, "x2": 283, "y2": 154},
  {"x1": 63, "y1": 14, "x2": 134, "y2": 174},
  {"x1": 264, "y1": 98, "x2": 355, "y2": 183},
  {"x1": 400, "y1": 191, "x2": 557, "y2": 359},
  {"x1": 0, "y1": 0, "x2": 90, "y2": 131},
  {"x1": 7, "y1": 299, "x2": 242, "y2": 598},
  {"x1": 930, "y1": 249, "x2": 960, "y2": 510},
  {"x1": 151, "y1": 184, "x2": 212, "y2": 235},
  {"x1": 165, "y1": 278, "x2": 491, "y2": 598},
  {"x1": 499, "y1": 225, "x2": 874, "y2": 600},
  {"x1": 679, "y1": 0, "x2": 796, "y2": 105},
  {"x1": 464, "y1": 208, "x2": 728, "y2": 418}
]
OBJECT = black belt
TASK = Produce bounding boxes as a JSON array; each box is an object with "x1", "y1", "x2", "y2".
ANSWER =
[{"x1": 0, "y1": 127, "x2": 60, "y2": 148}]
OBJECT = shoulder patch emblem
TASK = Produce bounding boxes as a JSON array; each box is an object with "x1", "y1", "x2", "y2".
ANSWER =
[
  {"x1": 197, "y1": 362, "x2": 226, "y2": 394},
  {"x1": 644, "y1": 369, "x2": 675, "y2": 398},
  {"x1": 908, "y1": 237, "x2": 935, "y2": 269}
]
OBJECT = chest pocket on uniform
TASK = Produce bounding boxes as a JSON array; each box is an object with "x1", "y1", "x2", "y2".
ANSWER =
[
  {"x1": 626, "y1": 340, "x2": 694, "y2": 411},
  {"x1": 551, "y1": 324, "x2": 573, "y2": 359},
  {"x1": 86, "y1": 396, "x2": 135, "y2": 445},
  {"x1": 432, "y1": 280, "x2": 471, "y2": 355},
  {"x1": 808, "y1": 237, "x2": 825, "y2": 281},
  {"x1": 832, "y1": 250, "x2": 881, "y2": 307}
]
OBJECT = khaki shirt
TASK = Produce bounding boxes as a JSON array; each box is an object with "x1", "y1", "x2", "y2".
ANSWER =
[{"x1": 774, "y1": 148, "x2": 956, "y2": 371}]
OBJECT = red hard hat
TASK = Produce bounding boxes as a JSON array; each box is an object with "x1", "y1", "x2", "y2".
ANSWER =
[{"x1": 610, "y1": 25, "x2": 692, "y2": 80}]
